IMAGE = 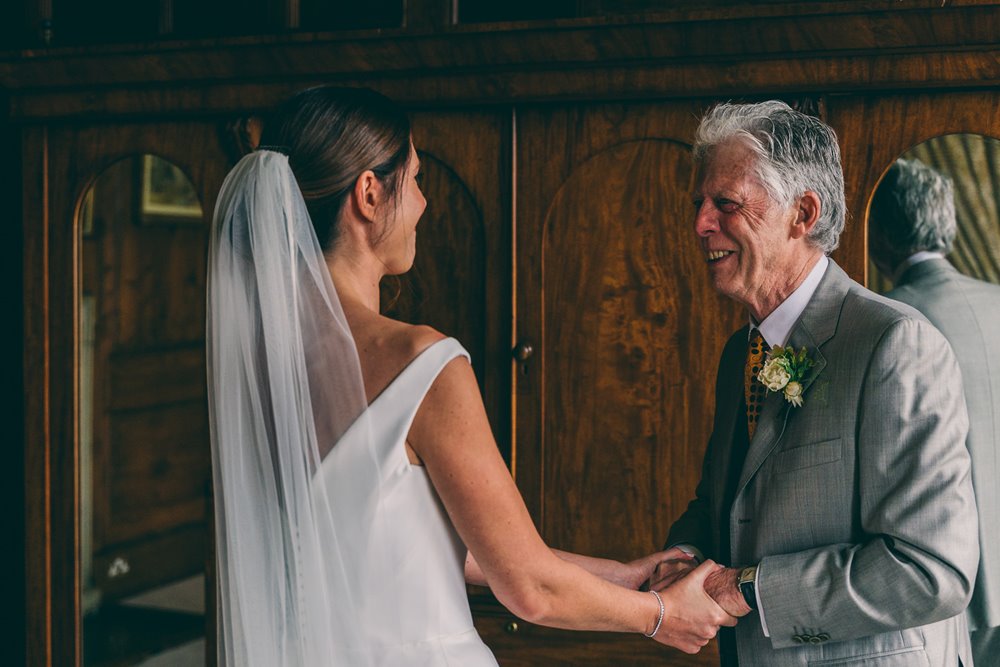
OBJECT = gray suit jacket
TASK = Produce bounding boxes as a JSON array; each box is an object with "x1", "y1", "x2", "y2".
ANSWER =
[
  {"x1": 668, "y1": 260, "x2": 979, "y2": 666},
  {"x1": 888, "y1": 257, "x2": 1000, "y2": 633}
]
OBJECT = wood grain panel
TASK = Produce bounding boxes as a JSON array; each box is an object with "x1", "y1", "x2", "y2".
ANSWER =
[
  {"x1": 106, "y1": 402, "x2": 210, "y2": 544},
  {"x1": 13, "y1": 46, "x2": 1000, "y2": 120},
  {"x1": 516, "y1": 102, "x2": 743, "y2": 537},
  {"x1": 541, "y1": 138, "x2": 726, "y2": 557},
  {"x1": 5, "y1": 5, "x2": 1000, "y2": 92},
  {"x1": 474, "y1": 604, "x2": 720, "y2": 666},
  {"x1": 83, "y1": 152, "x2": 212, "y2": 570},
  {"x1": 108, "y1": 345, "x2": 206, "y2": 410},
  {"x1": 826, "y1": 91, "x2": 1000, "y2": 285}
]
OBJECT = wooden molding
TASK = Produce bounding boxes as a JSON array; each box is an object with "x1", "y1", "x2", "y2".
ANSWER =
[{"x1": 2, "y1": 5, "x2": 1000, "y2": 118}]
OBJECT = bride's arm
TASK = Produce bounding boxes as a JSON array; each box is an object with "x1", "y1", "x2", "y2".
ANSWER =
[
  {"x1": 465, "y1": 548, "x2": 693, "y2": 590},
  {"x1": 409, "y1": 357, "x2": 737, "y2": 653}
]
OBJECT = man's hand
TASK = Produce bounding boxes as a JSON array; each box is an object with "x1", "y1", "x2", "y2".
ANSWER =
[
  {"x1": 624, "y1": 547, "x2": 695, "y2": 591},
  {"x1": 703, "y1": 566, "x2": 752, "y2": 618}
]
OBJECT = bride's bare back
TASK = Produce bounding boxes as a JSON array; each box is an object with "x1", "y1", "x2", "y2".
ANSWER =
[{"x1": 340, "y1": 303, "x2": 447, "y2": 464}]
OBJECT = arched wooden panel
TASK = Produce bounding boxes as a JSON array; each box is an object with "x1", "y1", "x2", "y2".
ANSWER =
[
  {"x1": 506, "y1": 102, "x2": 743, "y2": 667},
  {"x1": 541, "y1": 138, "x2": 727, "y2": 558}
]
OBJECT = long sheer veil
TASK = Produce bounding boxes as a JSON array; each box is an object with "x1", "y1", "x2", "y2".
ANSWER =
[{"x1": 207, "y1": 150, "x2": 379, "y2": 665}]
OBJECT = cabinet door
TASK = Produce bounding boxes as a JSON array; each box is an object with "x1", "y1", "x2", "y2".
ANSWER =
[
  {"x1": 27, "y1": 121, "x2": 231, "y2": 666},
  {"x1": 493, "y1": 102, "x2": 743, "y2": 665},
  {"x1": 390, "y1": 110, "x2": 513, "y2": 456}
]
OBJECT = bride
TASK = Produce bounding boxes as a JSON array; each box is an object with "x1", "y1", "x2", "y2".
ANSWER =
[{"x1": 207, "y1": 85, "x2": 736, "y2": 665}]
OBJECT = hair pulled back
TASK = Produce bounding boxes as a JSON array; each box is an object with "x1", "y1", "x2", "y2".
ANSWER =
[{"x1": 259, "y1": 86, "x2": 411, "y2": 251}]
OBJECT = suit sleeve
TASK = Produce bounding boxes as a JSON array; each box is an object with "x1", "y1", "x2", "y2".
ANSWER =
[
  {"x1": 665, "y1": 332, "x2": 744, "y2": 560},
  {"x1": 664, "y1": 450, "x2": 715, "y2": 558},
  {"x1": 757, "y1": 317, "x2": 979, "y2": 649}
]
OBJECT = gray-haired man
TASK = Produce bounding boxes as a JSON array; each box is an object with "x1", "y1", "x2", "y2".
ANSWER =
[
  {"x1": 654, "y1": 102, "x2": 979, "y2": 666},
  {"x1": 870, "y1": 157, "x2": 1000, "y2": 665}
]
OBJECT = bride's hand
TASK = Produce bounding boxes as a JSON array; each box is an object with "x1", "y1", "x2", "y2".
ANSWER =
[
  {"x1": 647, "y1": 552, "x2": 698, "y2": 592},
  {"x1": 647, "y1": 560, "x2": 738, "y2": 654},
  {"x1": 619, "y1": 547, "x2": 695, "y2": 590}
]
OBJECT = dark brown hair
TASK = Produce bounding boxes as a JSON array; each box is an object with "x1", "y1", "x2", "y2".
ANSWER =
[{"x1": 259, "y1": 86, "x2": 411, "y2": 251}]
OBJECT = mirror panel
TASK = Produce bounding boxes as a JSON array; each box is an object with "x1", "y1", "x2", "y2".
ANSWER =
[
  {"x1": 867, "y1": 133, "x2": 1000, "y2": 292},
  {"x1": 79, "y1": 155, "x2": 209, "y2": 667}
]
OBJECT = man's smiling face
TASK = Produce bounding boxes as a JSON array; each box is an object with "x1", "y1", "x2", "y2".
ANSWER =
[{"x1": 692, "y1": 139, "x2": 801, "y2": 318}]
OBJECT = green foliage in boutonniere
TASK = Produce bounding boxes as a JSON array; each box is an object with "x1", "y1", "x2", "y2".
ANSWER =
[{"x1": 757, "y1": 346, "x2": 815, "y2": 407}]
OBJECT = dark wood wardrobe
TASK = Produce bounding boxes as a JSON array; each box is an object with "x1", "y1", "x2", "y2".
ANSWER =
[{"x1": 9, "y1": 1, "x2": 1000, "y2": 665}]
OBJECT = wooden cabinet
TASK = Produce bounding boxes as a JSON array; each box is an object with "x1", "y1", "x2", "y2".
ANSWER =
[
  {"x1": 513, "y1": 102, "x2": 743, "y2": 547},
  {"x1": 15, "y1": 5, "x2": 1000, "y2": 666},
  {"x1": 25, "y1": 121, "x2": 232, "y2": 665}
]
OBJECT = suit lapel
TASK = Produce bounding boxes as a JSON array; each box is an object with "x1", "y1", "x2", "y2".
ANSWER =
[
  {"x1": 714, "y1": 327, "x2": 749, "y2": 517},
  {"x1": 735, "y1": 260, "x2": 849, "y2": 493}
]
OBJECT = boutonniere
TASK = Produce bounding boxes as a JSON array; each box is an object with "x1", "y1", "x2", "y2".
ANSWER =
[{"x1": 757, "y1": 346, "x2": 815, "y2": 407}]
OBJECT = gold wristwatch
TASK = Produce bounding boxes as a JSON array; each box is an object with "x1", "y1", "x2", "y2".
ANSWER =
[{"x1": 738, "y1": 565, "x2": 758, "y2": 611}]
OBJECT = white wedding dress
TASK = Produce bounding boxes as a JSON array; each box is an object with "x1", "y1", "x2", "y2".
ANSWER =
[
  {"x1": 319, "y1": 337, "x2": 499, "y2": 666},
  {"x1": 210, "y1": 151, "x2": 498, "y2": 665}
]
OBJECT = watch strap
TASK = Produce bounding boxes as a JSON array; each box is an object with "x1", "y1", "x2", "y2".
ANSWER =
[{"x1": 738, "y1": 565, "x2": 758, "y2": 611}]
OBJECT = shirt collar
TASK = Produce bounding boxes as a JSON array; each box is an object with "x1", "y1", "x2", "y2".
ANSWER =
[
  {"x1": 751, "y1": 255, "x2": 829, "y2": 347},
  {"x1": 892, "y1": 251, "x2": 945, "y2": 283}
]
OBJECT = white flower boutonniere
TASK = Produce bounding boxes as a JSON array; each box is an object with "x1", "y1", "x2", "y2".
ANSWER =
[{"x1": 757, "y1": 346, "x2": 815, "y2": 407}]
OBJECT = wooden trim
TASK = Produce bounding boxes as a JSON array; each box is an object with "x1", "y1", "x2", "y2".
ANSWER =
[
  {"x1": 49, "y1": 122, "x2": 82, "y2": 667},
  {"x1": 9, "y1": 46, "x2": 1000, "y2": 120},
  {"x1": 24, "y1": 125, "x2": 53, "y2": 667},
  {"x1": 1, "y1": 7, "x2": 998, "y2": 121}
]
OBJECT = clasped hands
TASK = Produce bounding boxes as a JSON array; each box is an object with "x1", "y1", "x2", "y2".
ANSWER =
[
  {"x1": 622, "y1": 548, "x2": 750, "y2": 654},
  {"x1": 647, "y1": 549, "x2": 753, "y2": 618}
]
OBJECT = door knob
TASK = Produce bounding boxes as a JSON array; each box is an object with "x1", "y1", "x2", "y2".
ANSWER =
[{"x1": 512, "y1": 340, "x2": 534, "y2": 361}]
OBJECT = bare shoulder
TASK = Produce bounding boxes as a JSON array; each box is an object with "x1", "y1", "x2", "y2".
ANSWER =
[
  {"x1": 399, "y1": 321, "x2": 449, "y2": 358},
  {"x1": 351, "y1": 313, "x2": 452, "y2": 402},
  {"x1": 398, "y1": 321, "x2": 474, "y2": 397}
]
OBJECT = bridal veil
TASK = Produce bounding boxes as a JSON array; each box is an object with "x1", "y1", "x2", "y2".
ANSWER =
[{"x1": 207, "y1": 150, "x2": 379, "y2": 665}]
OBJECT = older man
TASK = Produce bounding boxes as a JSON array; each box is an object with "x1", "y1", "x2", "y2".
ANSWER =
[
  {"x1": 870, "y1": 157, "x2": 1000, "y2": 665},
  {"x1": 656, "y1": 102, "x2": 979, "y2": 666}
]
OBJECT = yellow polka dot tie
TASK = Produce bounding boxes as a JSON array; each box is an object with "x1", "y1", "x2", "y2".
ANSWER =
[{"x1": 745, "y1": 330, "x2": 767, "y2": 440}]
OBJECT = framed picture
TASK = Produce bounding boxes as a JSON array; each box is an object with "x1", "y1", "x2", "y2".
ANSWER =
[{"x1": 139, "y1": 155, "x2": 203, "y2": 224}]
